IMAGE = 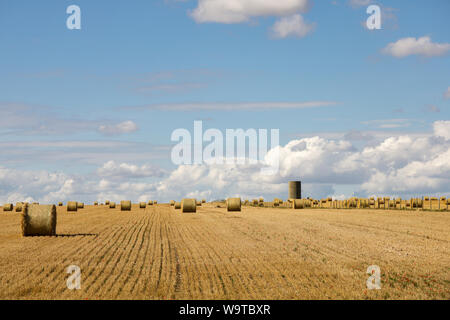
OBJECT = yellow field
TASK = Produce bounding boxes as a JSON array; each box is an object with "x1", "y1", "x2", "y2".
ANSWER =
[{"x1": 0, "y1": 204, "x2": 449, "y2": 300}]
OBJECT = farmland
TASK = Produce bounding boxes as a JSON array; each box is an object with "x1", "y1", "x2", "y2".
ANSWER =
[{"x1": 0, "y1": 204, "x2": 449, "y2": 300}]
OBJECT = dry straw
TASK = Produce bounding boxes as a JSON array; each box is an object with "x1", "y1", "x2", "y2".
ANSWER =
[
  {"x1": 121, "y1": 200, "x2": 132, "y2": 211},
  {"x1": 139, "y1": 202, "x2": 146, "y2": 209},
  {"x1": 293, "y1": 199, "x2": 304, "y2": 209},
  {"x1": 109, "y1": 202, "x2": 116, "y2": 209},
  {"x1": 181, "y1": 199, "x2": 196, "y2": 213},
  {"x1": 21, "y1": 204, "x2": 56, "y2": 237},
  {"x1": 227, "y1": 198, "x2": 241, "y2": 212},
  {"x1": 3, "y1": 203, "x2": 13, "y2": 212},
  {"x1": 16, "y1": 202, "x2": 23, "y2": 212},
  {"x1": 77, "y1": 202, "x2": 84, "y2": 209},
  {"x1": 67, "y1": 201, "x2": 78, "y2": 212},
  {"x1": 174, "y1": 202, "x2": 181, "y2": 209}
]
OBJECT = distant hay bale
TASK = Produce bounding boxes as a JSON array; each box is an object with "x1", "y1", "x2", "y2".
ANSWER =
[
  {"x1": 3, "y1": 203, "x2": 13, "y2": 212},
  {"x1": 105, "y1": 200, "x2": 110, "y2": 205},
  {"x1": 21, "y1": 204, "x2": 56, "y2": 237},
  {"x1": 94, "y1": 201, "x2": 98, "y2": 206},
  {"x1": 58, "y1": 202, "x2": 63, "y2": 206},
  {"x1": 252, "y1": 199, "x2": 258, "y2": 206},
  {"x1": 67, "y1": 201, "x2": 78, "y2": 212},
  {"x1": 293, "y1": 199, "x2": 304, "y2": 209},
  {"x1": 16, "y1": 202, "x2": 23, "y2": 212},
  {"x1": 227, "y1": 198, "x2": 241, "y2": 212},
  {"x1": 181, "y1": 199, "x2": 196, "y2": 213},
  {"x1": 169, "y1": 200, "x2": 175, "y2": 206},
  {"x1": 77, "y1": 202, "x2": 84, "y2": 209},
  {"x1": 202, "y1": 199, "x2": 206, "y2": 203},
  {"x1": 148, "y1": 200, "x2": 153, "y2": 205},
  {"x1": 174, "y1": 202, "x2": 181, "y2": 209},
  {"x1": 154, "y1": 201, "x2": 158, "y2": 205},
  {"x1": 273, "y1": 199, "x2": 279, "y2": 207},
  {"x1": 196, "y1": 200, "x2": 202, "y2": 206},
  {"x1": 259, "y1": 197, "x2": 264, "y2": 203},
  {"x1": 121, "y1": 200, "x2": 132, "y2": 211},
  {"x1": 109, "y1": 202, "x2": 116, "y2": 209},
  {"x1": 139, "y1": 202, "x2": 146, "y2": 209}
]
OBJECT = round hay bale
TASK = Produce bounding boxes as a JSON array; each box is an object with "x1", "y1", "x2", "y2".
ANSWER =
[
  {"x1": 227, "y1": 198, "x2": 241, "y2": 212},
  {"x1": 109, "y1": 202, "x2": 116, "y2": 209},
  {"x1": 3, "y1": 204, "x2": 13, "y2": 212},
  {"x1": 94, "y1": 201, "x2": 98, "y2": 206},
  {"x1": 174, "y1": 202, "x2": 181, "y2": 209},
  {"x1": 202, "y1": 199, "x2": 206, "y2": 203},
  {"x1": 105, "y1": 200, "x2": 110, "y2": 205},
  {"x1": 121, "y1": 200, "x2": 132, "y2": 211},
  {"x1": 259, "y1": 197, "x2": 264, "y2": 203},
  {"x1": 148, "y1": 200, "x2": 153, "y2": 205},
  {"x1": 22, "y1": 204, "x2": 56, "y2": 236},
  {"x1": 58, "y1": 202, "x2": 63, "y2": 206},
  {"x1": 139, "y1": 202, "x2": 146, "y2": 209},
  {"x1": 16, "y1": 202, "x2": 23, "y2": 212},
  {"x1": 293, "y1": 199, "x2": 304, "y2": 209},
  {"x1": 169, "y1": 200, "x2": 175, "y2": 206},
  {"x1": 252, "y1": 199, "x2": 258, "y2": 206},
  {"x1": 67, "y1": 201, "x2": 78, "y2": 212},
  {"x1": 77, "y1": 202, "x2": 84, "y2": 209},
  {"x1": 196, "y1": 200, "x2": 202, "y2": 206},
  {"x1": 181, "y1": 199, "x2": 196, "y2": 213}
]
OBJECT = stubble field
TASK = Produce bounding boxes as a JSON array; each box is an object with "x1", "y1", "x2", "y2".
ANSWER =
[{"x1": 0, "y1": 204, "x2": 448, "y2": 300}]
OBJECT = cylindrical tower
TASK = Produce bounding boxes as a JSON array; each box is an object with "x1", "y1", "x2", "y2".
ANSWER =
[{"x1": 288, "y1": 181, "x2": 301, "y2": 199}]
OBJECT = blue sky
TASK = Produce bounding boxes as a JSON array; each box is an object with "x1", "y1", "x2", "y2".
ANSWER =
[{"x1": 0, "y1": 0, "x2": 449, "y2": 202}]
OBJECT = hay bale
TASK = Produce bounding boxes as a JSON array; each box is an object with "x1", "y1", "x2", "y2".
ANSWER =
[
  {"x1": 67, "y1": 201, "x2": 78, "y2": 212},
  {"x1": 139, "y1": 202, "x2": 146, "y2": 209},
  {"x1": 196, "y1": 200, "x2": 202, "y2": 206},
  {"x1": 430, "y1": 197, "x2": 439, "y2": 210},
  {"x1": 21, "y1": 204, "x2": 56, "y2": 236},
  {"x1": 288, "y1": 181, "x2": 301, "y2": 200},
  {"x1": 259, "y1": 197, "x2": 264, "y2": 203},
  {"x1": 252, "y1": 199, "x2": 258, "y2": 206},
  {"x1": 227, "y1": 198, "x2": 241, "y2": 212},
  {"x1": 293, "y1": 199, "x2": 304, "y2": 209},
  {"x1": 148, "y1": 200, "x2": 153, "y2": 205},
  {"x1": 3, "y1": 203, "x2": 13, "y2": 212},
  {"x1": 77, "y1": 202, "x2": 84, "y2": 209},
  {"x1": 169, "y1": 200, "x2": 175, "y2": 206},
  {"x1": 174, "y1": 202, "x2": 181, "y2": 209},
  {"x1": 94, "y1": 201, "x2": 98, "y2": 206},
  {"x1": 154, "y1": 200, "x2": 158, "y2": 205},
  {"x1": 439, "y1": 197, "x2": 446, "y2": 210},
  {"x1": 181, "y1": 199, "x2": 196, "y2": 213},
  {"x1": 202, "y1": 199, "x2": 206, "y2": 203},
  {"x1": 109, "y1": 202, "x2": 116, "y2": 209},
  {"x1": 105, "y1": 200, "x2": 110, "y2": 205},
  {"x1": 58, "y1": 202, "x2": 63, "y2": 206},
  {"x1": 16, "y1": 202, "x2": 23, "y2": 212},
  {"x1": 121, "y1": 200, "x2": 132, "y2": 211}
]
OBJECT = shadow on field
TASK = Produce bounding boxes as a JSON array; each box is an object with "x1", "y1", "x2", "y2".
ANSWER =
[{"x1": 56, "y1": 233, "x2": 98, "y2": 238}]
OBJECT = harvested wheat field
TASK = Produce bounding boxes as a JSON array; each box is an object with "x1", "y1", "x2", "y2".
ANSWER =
[{"x1": 0, "y1": 204, "x2": 449, "y2": 300}]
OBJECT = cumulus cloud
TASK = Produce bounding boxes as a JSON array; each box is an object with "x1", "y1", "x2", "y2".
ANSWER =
[
  {"x1": 270, "y1": 14, "x2": 315, "y2": 39},
  {"x1": 97, "y1": 160, "x2": 166, "y2": 179},
  {"x1": 382, "y1": 36, "x2": 450, "y2": 58},
  {"x1": 189, "y1": 0, "x2": 310, "y2": 23},
  {"x1": 1, "y1": 121, "x2": 449, "y2": 204},
  {"x1": 348, "y1": 0, "x2": 372, "y2": 7},
  {"x1": 97, "y1": 120, "x2": 139, "y2": 136}
]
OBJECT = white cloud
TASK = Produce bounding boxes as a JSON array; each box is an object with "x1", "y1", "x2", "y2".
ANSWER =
[
  {"x1": 348, "y1": 0, "x2": 372, "y2": 7},
  {"x1": 97, "y1": 160, "x2": 166, "y2": 179},
  {"x1": 270, "y1": 14, "x2": 315, "y2": 39},
  {"x1": 433, "y1": 121, "x2": 450, "y2": 140},
  {"x1": 189, "y1": 0, "x2": 310, "y2": 23},
  {"x1": 382, "y1": 36, "x2": 450, "y2": 58},
  {"x1": 1, "y1": 121, "x2": 449, "y2": 204},
  {"x1": 97, "y1": 120, "x2": 139, "y2": 136},
  {"x1": 444, "y1": 87, "x2": 450, "y2": 99}
]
